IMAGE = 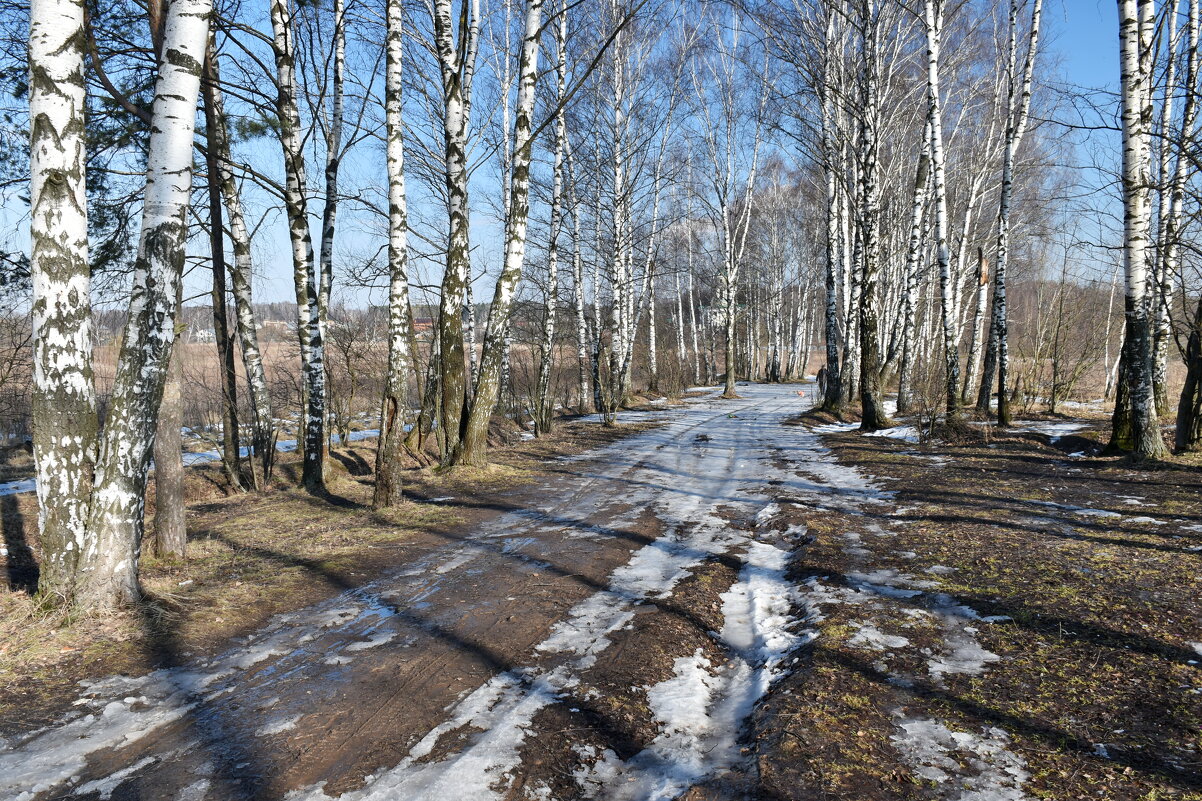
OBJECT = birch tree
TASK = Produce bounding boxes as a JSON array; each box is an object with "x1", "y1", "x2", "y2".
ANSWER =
[
  {"x1": 373, "y1": 0, "x2": 415, "y2": 508},
  {"x1": 270, "y1": 0, "x2": 327, "y2": 492},
  {"x1": 77, "y1": 0, "x2": 211, "y2": 608},
  {"x1": 457, "y1": 0, "x2": 543, "y2": 466},
  {"x1": 922, "y1": 0, "x2": 961, "y2": 419},
  {"x1": 855, "y1": 0, "x2": 890, "y2": 430},
  {"x1": 977, "y1": 0, "x2": 1042, "y2": 425},
  {"x1": 534, "y1": 0, "x2": 568, "y2": 436},
  {"x1": 205, "y1": 37, "x2": 275, "y2": 486},
  {"x1": 432, "y1": 0, "x2": 480, "y2": 463},
  {"x1": 30, "y1": 0, "x2": 96, "y2": 600},
  {"x1": 1109, "y1": 0, "x2": 1169, "y2": 459}
]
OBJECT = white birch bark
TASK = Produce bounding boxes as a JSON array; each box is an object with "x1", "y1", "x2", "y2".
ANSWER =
[
  {"x1": 205, "y1": 42, "x2": 275, "y2": 485},
  {"x1": 270, "y1": 0, "x2": 326, "y2": 491},
  {"x1": 819, "y1": 6, "x2": 843, "y2": 410},
  {"x1": 1112, "y1": 0, "x2": 1169, "y2": 458},
  {"x1": 373, "y1": 0, "x2": 416, "y2": 508},
  {"x1": 458, "y1": 0, "x2": 543, "y2": 464},
  {"x1": 896, "y1": 118, "x2": 932, "y2": 415},
  {"x1": 923, "y1": 0, "x2": 961, "y2": 418},
  {"x1": 856, "y1": 0, "x2": 889, "y2": 430},
  {"x1": 317, "y1": 0, "x2": 346, "y2": 411},
  {"x1": 30, "y1": 0, "x2": 97, "y2": 601},
  {"x1": 1159, "y1": 0, "x2": 1200, "y2": 414},
  {"x1": 433, "y1": 0, "x2": 479, "y2": 461},
  {"x1": 979, "y1": 0, "x2": 1042, "y2": 425},
  {"x1": 79, "y1": 0, "x2": 211, "y2": 608},
  {"x1": 535, "y1": 1, "x2": 568, "y2": 435}
]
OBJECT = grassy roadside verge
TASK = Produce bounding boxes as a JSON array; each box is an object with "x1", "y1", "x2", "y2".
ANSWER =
[{"x1": 755, "y1": 410, "x2": 1202, "y2": 800}]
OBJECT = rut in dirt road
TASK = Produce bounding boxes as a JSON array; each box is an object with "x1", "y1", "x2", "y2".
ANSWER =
[{"x1": 2, "y1": 383, "x2": 873, "y2": 801}]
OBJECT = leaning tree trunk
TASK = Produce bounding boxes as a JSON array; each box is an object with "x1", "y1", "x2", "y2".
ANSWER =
[
  {"x1": 205, "y1": 38, "x2": 274, "y2": 487},
  {"x1": 78, "y1": 0, "x2": 211, "y2": 610},
  {"x1": 456, "y1": 0, "x2": 543, "y2": 466},
  {"x1": 1110, "y1": 0, "x2": 1169, "y2": 460},
  {"x1": 270, "y1": 0, "x2": 326, "y2": 492},
  {"x1": 30, "y1": 0, "x2": 99, "y2": 602},
  {"x1": 373, "y1": 0, "x2": 416, "y2": 509}
]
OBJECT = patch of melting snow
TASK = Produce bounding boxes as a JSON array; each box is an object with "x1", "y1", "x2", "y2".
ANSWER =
[
  {"x1": 0, "y1": 685, "x2": 198, "y2": 801},
  {"x1": 891, "y1": 715, "x2": 1031, "y2": 800},
  {"x1": 346, "y1": 632, "x2": 396, "y2": 651},
  {"x1": 812, "y1": 421, "x2": 859, "y2": 434},
  {"x1": 73, "y1": 756, "x2": 158, "y2": 800},
  {"x1": 579, "y1": 539, "x2": 809, "y2": 800},
  {"x1": 1029, "y1": 499, "x2": 1121, "y2": 518},
  {"x1": 864, "y1": 425, "x2": 921, "y2": 444},
  {"x1": 1015, "y1": 420, "x2": 1087, "y2": 443},
  {"x1": 848, "y1": 623, "x2": 910, "y2": 651}
]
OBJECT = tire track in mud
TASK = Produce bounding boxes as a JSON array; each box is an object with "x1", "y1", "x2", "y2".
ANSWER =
[
  {"x1": 0, "y1": 387, "x2": 818, "y2": 801},
  {"x1": 276, "y1": 388, "x2": 807, "y2": 801}
]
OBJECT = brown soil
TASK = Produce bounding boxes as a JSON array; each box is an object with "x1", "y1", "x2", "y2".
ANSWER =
[{"x1": 0, "y1": 416, "x2": 659, "y2": 740}]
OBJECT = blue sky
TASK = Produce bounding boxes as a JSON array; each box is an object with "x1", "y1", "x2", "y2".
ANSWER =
[{"x1": 1053, "y1": 0, "x2": 1118, "y2": 91}]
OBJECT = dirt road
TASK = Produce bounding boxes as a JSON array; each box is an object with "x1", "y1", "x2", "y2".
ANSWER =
[{"x1": 3, "y1": 384, "x2": 850, "y2": 800}]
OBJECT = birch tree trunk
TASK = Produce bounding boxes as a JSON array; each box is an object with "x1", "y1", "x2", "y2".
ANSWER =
[
  {"x1": 961, "y1": 248, "x2": 991, "y2": 405},
  {"x1": 566, "y1": 146, "x2": 591, "y2": 411},
  {"x1": 373, "y1": 0, "x2": 416, "y2": 508},
  {"x1": 206, "y1": 39, "x2": 274, "y2": 487},
  {"x1": 78, "y1": 0, "x2": 211, "y2": 609},
  {"x1": 896, "y1": 117, "x2": 932, "y2": 415},
  {"x1": 318, "y1": 0, "x2": 345, "y2": 343},
  {"x1": 1110, "y1": 0, "x2": 1169, "y2": 459},
  {"x1": 203, "y1": 71, "x2": 246, "y2": 490},
  {"x1": 152, "y1": 284, "x2": 185, "y2": 558},
  {"x1": 819, "y1": 8, "x2": 843, "y2": 411},
  {"x1": 535, "y1": 2, "x2": 567, "y2": 435},
  {"x1": 433, "y1": 0, "x2": 478, "y2": 462},
  {"x1": 456, "y1": 0, "x2": 543, "y2": 466},
  {"x1": 270, "y1": 0, "x2": 326, "y2": 492},
  {"x1": 978, "y1": 0, "x2": 1042, "y2": 425},
  {"x1": 1164, "y1": 0, "x2": 1201, "y2": 421},
  {"x1": 923, "y1": 0, "x2": 961, "y2": 419},
  {"x1": 30, "y1": 0, "x2": 98, "y2": 601},
  {"x1": 857, "y1": 0, "x2": 890, "y2": 431}
]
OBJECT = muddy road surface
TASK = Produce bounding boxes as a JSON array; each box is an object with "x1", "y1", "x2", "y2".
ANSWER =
[{"x1": 2, "y1": 384, "x2": 860, "y2": 801}]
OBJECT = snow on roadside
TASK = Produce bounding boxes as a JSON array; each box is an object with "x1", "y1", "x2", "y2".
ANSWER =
[
  {"x1": 863, "y1": 425, "x2": 921, "y2": 444},
  {"x1": 796, "y1": 407, "x2": 1029, "y2": 798},
  {"x1": 891, "y1": 715, "x2": 1030, "y2": 801}
]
